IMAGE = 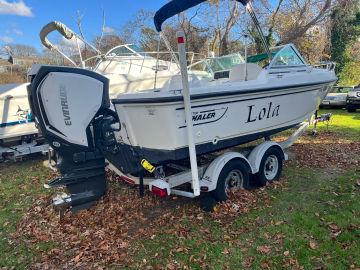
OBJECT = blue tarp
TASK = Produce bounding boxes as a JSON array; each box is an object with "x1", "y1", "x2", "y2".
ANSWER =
[{"x1": 154, "y1": 0, "x2": 250, "y2": 32}]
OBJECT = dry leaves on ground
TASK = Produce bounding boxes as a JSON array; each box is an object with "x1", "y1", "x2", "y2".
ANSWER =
[
  {"x1": 13, "y1": 171, "x2": 271, "y2": 269},
  {"x1": 285, "y1": 133, "x2": 360, "y2": 170},
  {"x1": 12, "y1": 131, "x2": 360, "y2": 268}
]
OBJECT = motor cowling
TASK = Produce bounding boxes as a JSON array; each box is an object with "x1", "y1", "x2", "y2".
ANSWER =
[{"x1": 28, "y1": 66, "x2": 112, "y2": 211}]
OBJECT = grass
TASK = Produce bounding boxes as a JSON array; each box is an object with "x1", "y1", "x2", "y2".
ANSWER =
[
  {"x1": 0, "y1": 159, "x2": 52, "y2": 268},
  {"x1": 0, "y1": 72, "x2": 26, "y2": 84},
  {"x1": 132, "y1": 168, "x2": 359, "y2": 269},
  {"x1": 0, "y1": 109, "x2": 359, "y2": 269},
  {"x1": 317, "y1": 109, "x2": 360, "y2": 140}
]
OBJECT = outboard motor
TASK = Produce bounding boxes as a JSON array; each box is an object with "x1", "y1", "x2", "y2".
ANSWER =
[{"x1": 28, "y1": 66, "x2": 117, "y2": 211}]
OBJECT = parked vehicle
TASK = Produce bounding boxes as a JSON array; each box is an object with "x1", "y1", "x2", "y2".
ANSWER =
[
  {"x1": 320, "y1": 86, "x2": 353, "y2": 108},
  {"x1": 346, "y1": 85, "x2": 360, "y2": 112}
]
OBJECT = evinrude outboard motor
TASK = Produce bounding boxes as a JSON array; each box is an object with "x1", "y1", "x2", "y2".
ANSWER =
[{"x1": 28, "y1": 66, "x2": 117, "y2": 211}]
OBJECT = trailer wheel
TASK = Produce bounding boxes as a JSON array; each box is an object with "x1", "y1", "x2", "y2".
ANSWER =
[
  {"x1": 212, "y1": 159, "x2": 250, "y2": 202},
  {"x1": 346, "y1": 105, "x2": 356, "y2": 113},
  {"x1": 255, "y1": 147, "x2": 283, "y2": 187}
]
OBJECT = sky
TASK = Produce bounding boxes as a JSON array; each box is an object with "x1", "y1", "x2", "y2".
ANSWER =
[{"x1": 0, "y1": 0, "x2": 167, "y2": 53}]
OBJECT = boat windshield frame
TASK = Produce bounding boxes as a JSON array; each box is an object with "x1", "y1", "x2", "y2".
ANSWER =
[
  {"x1": 268, "y1": 44, "x2": 308, "y2": 69},
  {"x1": 104, "y1": 44, "x2": 146, "y2": 58},
  {"x1": 188, "y1": 53, "x2": 245, "y2": 76}
]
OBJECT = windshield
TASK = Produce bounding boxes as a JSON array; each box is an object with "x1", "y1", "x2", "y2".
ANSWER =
[
  {"x1": 128, "y1": 44, "x2": 143, "y2": 53},
  {"x1": 106, "y1": 45, "x2": 146, "y2": 57},
  {"x1": 189, "y1": 53, "x2": 244, "y2": 75},
  {"x1": 271, "y1": 46, "x2": 305, "y2": 67}
]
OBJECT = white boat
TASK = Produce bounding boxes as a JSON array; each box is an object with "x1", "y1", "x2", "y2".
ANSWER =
[
  {"x1": 0, "y1": 83, "x2": 35, "y2": 142},
  {"x1": 95, "y1": 44, "x2": 183, "y2": 95},
  {"x1": 27, "y1": 0, "x2": 337, "y2": 210}
]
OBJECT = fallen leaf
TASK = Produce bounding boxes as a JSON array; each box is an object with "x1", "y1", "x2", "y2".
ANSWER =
[
  {"x1": 257, "y1": 245, "x2": 271, "y2": 254},
  {"x1": 222, "y1": 247, "x2": 231, "y2": 254},
  {"x1": 283, "y1": 250, "x2": 290, "y2": 256},
  {"x1": 243, "y1": 256, "x2": 254, "y2": 268},
  {"x1": 331, "y1": 230, "x2": 342, "y2": 238},
  {"x1": 260, "y1": 259, "x2": 271, "y2": 269},
  {"x1": 309, "y1": 240, "x2": 317, "y2": 250},
  {"x1": 119, "y1": 242, "x2": 128, "y2": 249},
  {"x1": 74, "y1": 252, "x2": 83, "y2": 263},
  {"x1": 328, "y1": 223, "x2": 340, "y2": 232},
  {"x1": 166, "y1": 263, "x2": 176, "y2": 270}
]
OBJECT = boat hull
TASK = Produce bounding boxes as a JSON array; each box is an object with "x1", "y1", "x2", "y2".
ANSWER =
[
  {"x1": 111, "y1": 81, "x2": 334, "y2": 170},
  {"x1": 0, "y1": 83, "x2": 38, "y2": 144}
]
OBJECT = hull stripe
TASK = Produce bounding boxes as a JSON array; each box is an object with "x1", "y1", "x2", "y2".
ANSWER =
[
  {"x1": 112, "y1": 80, "x2": 336, "y2": 104},
  {"x1": 0, "y1": 119, "x2": 34, "y2": 128},
  {"x1": 175, "y1": 86, "x2": 323, "y2": 111}
]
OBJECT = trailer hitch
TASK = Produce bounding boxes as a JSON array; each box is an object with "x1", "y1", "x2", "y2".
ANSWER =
[{"x1": 312, "y1": 111, "x2": 332, "y2": 135}]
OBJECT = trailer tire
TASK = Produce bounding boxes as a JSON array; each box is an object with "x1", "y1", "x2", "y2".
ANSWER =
[
  {"x1": 212, "y1": 159, "x2": 250, "y2": 202},
  {"x1": 346, "y1": 106, "x2": 356, "y2": 113},
  {"x1": 255, "y1": 147, "x2": 283, "y2": 187},
  {"x1": 200, "y1": 195, "x2": 217, "y2": 212}
]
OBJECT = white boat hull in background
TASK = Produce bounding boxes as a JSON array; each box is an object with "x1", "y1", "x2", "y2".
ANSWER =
[{"x1": 0, "y1": 83, "x2": 38, "y2": 144}]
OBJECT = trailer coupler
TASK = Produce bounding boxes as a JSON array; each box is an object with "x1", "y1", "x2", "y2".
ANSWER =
[{"x1": 312, "y1": 112, "x2": 332, "y2": 135}]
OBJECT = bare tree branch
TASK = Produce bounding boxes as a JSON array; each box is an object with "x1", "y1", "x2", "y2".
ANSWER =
[
  {"x1": 97, "y1": 8, "x2": 106, "y2": 50},
  {"x1": 281, "y1": 0, "x2": 332, "y2": 44}
]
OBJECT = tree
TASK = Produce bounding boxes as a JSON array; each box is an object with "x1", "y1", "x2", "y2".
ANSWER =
[
  {"x1": 41, "y1": 48, "x2": 67, "y2": 65},
  {"x1": 244, "y1": 0, "x2": 335, "y2": 63},
  {"x1": 274, "y1": 0, "x2": 333, "y2": 45},
  {"x1": 202, "y1": 0, "x2": 241, "y2": 55},
  {"x1": 337, "y1": 61, "x2": 360, "y2": 85},
  {"x1": 120, "y1": 9, "x2": 154, "y2": 44},
  {"x1": 330, "y1": 0, "x2": 360, "y2": 73},
  {"x1": 94, "y1": 34, "x2": 124, "y2": 53},
  {"x1": 139, "y1": 23, "x2": 208, "y2": 62},
  {"x1": 8, "y1": 44, "x2": 38, "y2": 57}
]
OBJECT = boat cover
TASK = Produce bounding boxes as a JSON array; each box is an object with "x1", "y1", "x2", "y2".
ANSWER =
[
  {"x1": 154, "y1": 0, "x2": 250, "y2": 32},
  {"x1": 40, "y1": 21, "x2": 74, "y2": 50},
  {"x1": 247, "y1": 52, "x2": 277, "y2": 63}
]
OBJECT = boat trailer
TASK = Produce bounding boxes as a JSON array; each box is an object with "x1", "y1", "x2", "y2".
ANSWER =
[{"x1": 0, "y1": 139, "x2": 49, "y2": 162}]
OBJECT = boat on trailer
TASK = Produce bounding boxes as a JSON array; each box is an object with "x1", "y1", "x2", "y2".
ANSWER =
[
  {"x1": 27, "y1": 0, "x2": 336, "y2": 211},
  {"x1": 110, "y1": 42, "x2": 335, "y2": 174}
]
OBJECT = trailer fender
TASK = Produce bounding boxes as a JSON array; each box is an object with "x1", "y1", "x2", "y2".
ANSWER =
[
  {"x1": 247, "y1": 141, "x2": 287, "y2": 174},
  {"x1": 200, "y1": 152, "x2": 252, "y2": 192}
]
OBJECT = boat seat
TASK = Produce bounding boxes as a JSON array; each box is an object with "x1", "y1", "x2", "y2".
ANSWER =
[
  {"x1": 162, "y1": 74, "x2": 207, "y2": 91},
  {"x1": 229, "y1": 63, "x2": 262, "y2": 82}
]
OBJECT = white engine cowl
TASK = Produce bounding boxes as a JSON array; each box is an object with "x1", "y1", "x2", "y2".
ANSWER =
[{"x1": 28, "y1": 66, "x2": 110, "y2": 149}]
